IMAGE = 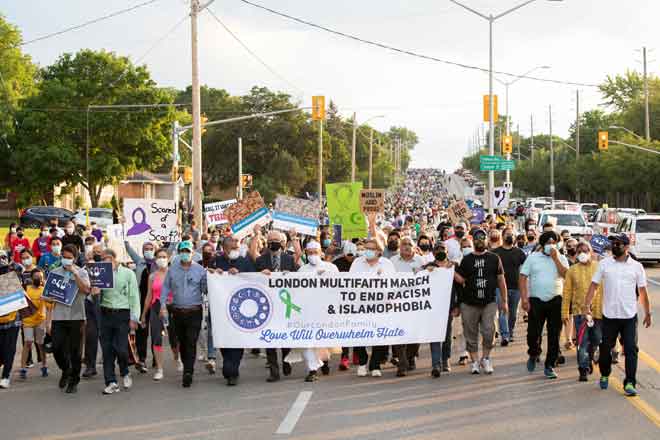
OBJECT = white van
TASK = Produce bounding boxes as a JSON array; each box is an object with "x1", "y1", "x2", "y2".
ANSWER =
[{"x1": 616, "y1": 215, "x2": 660, "y2": 262}]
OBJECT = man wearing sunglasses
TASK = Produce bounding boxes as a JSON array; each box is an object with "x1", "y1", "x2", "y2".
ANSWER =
[{"x1": 584, "y1": 233, "x2": 652, "y2": 397}]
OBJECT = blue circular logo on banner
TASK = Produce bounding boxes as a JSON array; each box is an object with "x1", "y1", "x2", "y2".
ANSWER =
[{"x1": 227, "y1": 285, "x2": 272, "y2": 332}]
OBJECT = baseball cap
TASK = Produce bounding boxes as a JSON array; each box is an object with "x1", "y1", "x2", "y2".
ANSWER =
[
  {"x1": 177, "y1": 241, "x2": 194, "y2": 252},
  {"x1": 608, "y1": 233, "x2": 630, "y2": 245},
  {"x1": 472, "y1": 229, "x2": 487, "y2": 240},
  {"x1": 342, "y1": 241, "x2": 357, "y2": 256}
]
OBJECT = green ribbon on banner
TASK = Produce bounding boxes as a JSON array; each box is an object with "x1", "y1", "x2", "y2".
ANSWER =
[{"x1": 278, "y1": 289, "x2": 301, "y2": 318}]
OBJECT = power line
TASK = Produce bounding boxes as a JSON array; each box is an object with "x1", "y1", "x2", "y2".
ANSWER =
[
  {"x1": 20, "y1": 0, "x2": 160, "y2": 46},
  {"x1": 206, "y1": 7, "x2": 304, "y2": 97},
  {"x1": 238, "y1": 0, "x2": 599, "y2": 88}
]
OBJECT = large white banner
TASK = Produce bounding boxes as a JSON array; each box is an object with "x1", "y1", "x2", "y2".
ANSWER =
[
  {"x1": 208, "y1": 270, "x2": 453, "y2": 348},
  {"x1": 123, "y1": 198, "x2": 179, "y2": 243}
]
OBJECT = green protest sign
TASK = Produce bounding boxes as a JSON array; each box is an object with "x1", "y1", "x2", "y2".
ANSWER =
[{"x1": 325, "y1": 182, "x2": 367, "y2": 239}]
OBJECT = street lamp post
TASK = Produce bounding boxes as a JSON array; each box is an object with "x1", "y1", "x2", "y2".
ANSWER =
[{"x1": 449, "y1": 0, "x2": 563, "y2": 214}]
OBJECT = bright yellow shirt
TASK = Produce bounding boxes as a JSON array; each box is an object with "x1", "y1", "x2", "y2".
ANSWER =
[{"x1": 22, "y1": 285, "x2": 47, "y2": 327}]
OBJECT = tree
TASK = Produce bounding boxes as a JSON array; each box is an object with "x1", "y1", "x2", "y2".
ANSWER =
[
  {"x1": 11, "y1": 49, "x2": 185, "y2": 206},
  {"x1": 599, "y1": 71, "x2": 644, "y2": 111}
]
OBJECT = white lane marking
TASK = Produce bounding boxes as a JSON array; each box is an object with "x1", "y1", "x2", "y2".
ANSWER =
[
  {"x1": 276, "y1": 391, "x2": 313, "y2": 435},
  {"x1": 647, "y1": 277, "x2": 660, "y2": 287}
]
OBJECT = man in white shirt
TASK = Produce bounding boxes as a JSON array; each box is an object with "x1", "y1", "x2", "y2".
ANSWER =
[
  {"x1": 298, "y1": 241, "x2": 339, "y2": 382},
  {"x1": 349, "y1": 238, "x2": 396, "y2": 377},
  {"x1": 584, "y1": 233, "x2": 652, "y2": 397},
  {"x1": 390, "y1": 237, "x2": 424, "y2": 376}
]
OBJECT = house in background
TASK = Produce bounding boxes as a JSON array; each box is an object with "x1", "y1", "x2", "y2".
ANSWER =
[
  {"x1": 119, "y1": 171, "x2": 176, "y2": 200},
  {"x1": 0, "y1": 190, "x2": 18, "y2": 218},
  {"x1": 54, "y1": 183, "x2": 116, "y2": 211}
]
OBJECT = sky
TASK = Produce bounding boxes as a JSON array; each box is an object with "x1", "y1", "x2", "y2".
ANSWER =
[{"x1": 2, "y1": 0, "x2": 658, "y2": 171}]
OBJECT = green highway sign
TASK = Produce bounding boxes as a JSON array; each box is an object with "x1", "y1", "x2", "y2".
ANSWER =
[{"x1": 480, "y1": 155, "x2": 515, "y2": 171}]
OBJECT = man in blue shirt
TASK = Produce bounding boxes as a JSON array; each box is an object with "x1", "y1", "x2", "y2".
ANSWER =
[
  {"x1": 520, "y1": 231, "x2": 568, "y2": 379},
  {"x1": 160, "y1": 241, "x2": 207, "y2": 388},
  {"x1": 38, "y1": 236, "x2": 63, "y2": 274}
]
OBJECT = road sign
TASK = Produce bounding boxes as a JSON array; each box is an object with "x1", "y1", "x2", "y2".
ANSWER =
[
  {"x1": 480, "y1": 155, "x2": 515, "y2": 171},
  {"x1": 483, "y1": 95, "x2": 498, "y2": 122},
  {"x1": 491, "y1": 186, "x2": 509, "y2": 210}
]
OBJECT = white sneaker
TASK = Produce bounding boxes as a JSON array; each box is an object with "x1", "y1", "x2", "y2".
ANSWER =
[
  {"x1": 206, "y1": 359, "x2": 216, "y2": 374},
  {"x1": 177, "y1": 359, "x2": 184, "y2": 372},
  {"x1": 470, "y1": 361, "x2": 480, "y2": 374},
  {"x1": 357, "y1": 365, "x2": 368, "y2": 377},
  {"x1": 481, "y1": 358, "x2": 494, "y2": 374},
  {"x1": 0, "y1": 378, "x2": 10, "y2": 389},
  {"x1": 122, "y1": 374, "x2": 133, "y2": 389},
  {"x1": 153, "y1": 369, "x2": 164, "y2": 381},
  {"x1": 371, "y1": 369, "x2": 382, "y2": 377},
  {"x1": 103, "y1": 382, "x2": 121, "y2": 395}
]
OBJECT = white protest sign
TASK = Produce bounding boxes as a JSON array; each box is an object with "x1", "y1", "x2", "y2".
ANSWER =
[
  {"x1": 105, "y1": 224, "x2": 131, "y2": 263},
  {"x1": 208, "y1": 270, "x2": 454, "y2": 348},
  {"x1": 272, "y1": 195, "x2": 319, "y2": 236},
  {"x1": 491, "y1": 186, "x2": 509, "y2": 210},
  {"x1": 123, "y1": 199, "x2": 179, "y2": 243},
  {"x1": 204, "y1": 199, "x2": 237, "y2": 227}
]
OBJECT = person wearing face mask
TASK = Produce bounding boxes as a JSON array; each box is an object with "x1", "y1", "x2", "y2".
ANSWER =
[
  {"x1": 141, "y1": 248, "x2": 172, "y2": 381},
  {"x1": 198, "y1": 242, "x2": 219, "y2": 375},
  {"x1": 82, "y1": 244, "x2": 104, "y2": 378},
  {"x1": 562, "y1": 242, "x2": 603, "y2": 382},
  {"x1": 426, "y1": 242, "x2": 464, "y2": 377},
  {"x1": 349, "y1": 239, "x2": 396, "y2": 377},
  {"x1": 49, "y1": 244, "x2": 91, "y2": 393},
  {"x1": 297, "y1": 241, "x2": 339, "y2": 382},
  {"x1": 454, "y1": 237, "x2": 474, "y2": 366},
  {"x1": 61, "y1": 221, "x2": 83, "y2": 255},
  {"x1": 213, "y1": 236, "x2": 256, "y2": 385},
  {"x1": 38, "y1": 236, "x2": 63, "y2": 275},
  {"x1": 564, "y1": 238, "x2": 579, "y2": 266},
  {"x1": 19, "y1": 248, "x2": 37, "y2": 284},
  {"x1": 254, "y1": 230, "x2": 300, "y2": 382},
  {"x1": 3, "y1": 222, "x2": 17, "y2": 250},
  {"x1": 583, "y1": 233, "x2": 652, "y2": 396},
  {"x1": 487, "y1": 229, "x2": 501, "y2": 250},
  {"x1": 416, "y1": 235, "x2": 435, "y2": 265},
  {"x1": 492, "y1": 229, "x2": 527, "y2": 346},
  {"x1": 442, "y1": 224, "x2": 463, "y2": 264},
  {"x1": 519, "y1": 231, "x2": 568, "y2": 379},
  {"x1": 522, "y1": 230, "x2": 538, "y2": 256},
  {"x1": 31, "y1": 224, "x2": 51, "y2": 262},
  {"x1": 515, "y1": 233, "x2": 527, "y2": 250},
  {"x1": 160, "y1": 241, "x2": 207, "y2": 388},
  {"x1": 10, "y1": 226, "x2": 30, "y2": 265},
  {"x1": 382, "y1": 230, "x2": 401, "y2": 259},
  {"x1": 20, "y1": 268, "x2": 49, "y2": 380},
  {"x1": 456, "y1": 229, "x2": 508, "y2": 375},
  {"x1": 332, "y1": 241, "x2": 358, "y2": 370}
]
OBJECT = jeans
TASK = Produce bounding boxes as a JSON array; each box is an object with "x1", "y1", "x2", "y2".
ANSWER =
[
  {"x1": 172, "y1": 308, "x2": 203, "y2": 376},
  {"x1": 368, "y1": 346, "x2": 389, "y2": 371},
  {"x1": 599, "y1": 315, "x2": 638, "y2": 387},
  {"x1": 52, "y1": 320, "x2": 84, "y2": 385},
  {"x1": 574, "y1": 315, "x2": 602, "y2": 371},
  {"x1": 526, "y1": 296, "x2": 562, "y2": 369},
  {"x1": 100, "y1": 309, "x2": 130, "y2": 386},
  {"x1": 220, "y1": 348, "x2": 243, "y2": 379},
  {"x1": 496, "y1": 289, "x2": 521, "y2": 341},
  {"x1": 84, "y1": 299, "x2": 100, "y2": 369},
  {"x1": 430, "y1": 313, "x2": 454, "y2": 368},
  {"x1": 0, "y1": 326, "x2": 19, "y2": 379}
]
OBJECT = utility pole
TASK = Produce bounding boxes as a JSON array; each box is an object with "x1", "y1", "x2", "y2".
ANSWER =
[
  {"x1": 643, "y1": 47, "x2": 651, "y2": 142},
  {"x1": 172, "y1": 121, "x2": 180, "y2": 226},
  {"x1": 368, "y1": 128, "x2": 374, "y2": 189},
  {"x1": 549, "y1": 105, "x2": 554, "y2": 207},
  {"x1": 238, "y1": 137, "x2": 243, "y2": 200},
  {"x1": 575, "y1": 90, "x2": 580, "y2": 203},
  {"x1": 190, "y1": 0, "x2": 203, "y2": 228},
  {"x1": 351, "y1": 112, "x2": 357, "y2": 182},
  {"x1": 318, "y1": 118, "x2": 323, "y2": 211},
  {"x1": 516, "y1": 123, "x2": 520, "y2": 161},
  {"x1": 530, "y1": 114, "x2": 535, "y2": 166}
]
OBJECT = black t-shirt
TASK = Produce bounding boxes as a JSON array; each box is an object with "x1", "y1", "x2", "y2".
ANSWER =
[
  {"x1": 492, "y1": 246, "x2": 526, "y2": 290},
  {"x1": 333, "y1": 256, "x2": 353, "y2": 273},
  {"x1": 457, "y1": 251, "x2": 503, "y2": 306}
]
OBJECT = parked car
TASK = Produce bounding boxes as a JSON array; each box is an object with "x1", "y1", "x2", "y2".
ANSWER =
[
  {"x1": 19, "y1": 206, "x2": 76, "y2": 229},
  {"x1": 73, "y1": 208, "x2": 114, "y2": 232},
  {"x1": 591, "y1": 208, "x2": 623, "y2": 235},
  {"x1": 554, "y1": 202, "x2": 580, "y2": 212},
  {"x1": 579, "y1": 203, "x2": 599, "y2": 221},
  {"x1": 616, "y1": 215, "x2": 660, "y2": 262},
  {"x1": 536, "y1": 209, "x2": 589, "y2": 236}
]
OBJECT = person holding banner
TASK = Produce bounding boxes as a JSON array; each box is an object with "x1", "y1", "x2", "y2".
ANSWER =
[
  {"x1": 255, "y1": 230, "x2": 299, "y2": 382},
  {"x1": 297, "y1": 240, "x2": 339, "y2": 382},
  {"x1": 98, "y1": 248, "x2": 140, "y2": 395},
  {"x1": 49, "y1": 244, "x2": 91, "y2": 394},
  {"x1": 160, "y1": 241, "x2": 207, "y2": 388},
  {"x1": 349, "y1": 238, "x2": 396, "y2": 377},
  {"x1": 213, "y1": 236, "x2": 256, "y2": 386}
]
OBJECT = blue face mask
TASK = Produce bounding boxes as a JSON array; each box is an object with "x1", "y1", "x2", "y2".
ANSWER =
[
  {"x1": 364, "y1": 249, "x2": 377, "y2": 260},
  {"x1": 322, "y1": 239, "x2": 331, "y2": 248},
  {"x1": 543, "y1": 244, "x2": 554, "y2": 255},
  {"x1": 61, "y1": 257, "x2": 74, "y2": 267},
  {"x1": 462, "y1": 247, "x2": 473, "y2": 256},
  {"x1": 179, "y1": 252, "x2": 192, "y2": 263},
  {"x1": 143, "y1": 250, "x2": 154, "y2": 260}
]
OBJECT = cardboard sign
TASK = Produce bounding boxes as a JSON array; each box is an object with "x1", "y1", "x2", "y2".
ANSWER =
[
  {"x1": 86, "y1": 262, "x2": 114, "y2": 289},
  {"x1": 123, "y1": 198, "x2": 179, "y2": 243},
  {"x1": 272, "y1": 195, "x2": 320, "y2": 237},
  {"x1": 43, "y1": 272, "x2": 78, "y2": 306},
  {"x1": 224, "y1": 192, "x2": 272, "y2": 240},
  {"x1": 447, "y1": 200, "x2": 473, "y2": 225},
  {"x1": 204, "y1": 199, "x2": 237, "y2": 227},
  {"x1": 359, "y1": 189, "x2": 385, "y2": 214},
  {"x1": 0, "y1": 272, "x2": 28, "y2": 316},
  {"x1": 326, "y1": 182, "x2": 367, "y2": 240}
]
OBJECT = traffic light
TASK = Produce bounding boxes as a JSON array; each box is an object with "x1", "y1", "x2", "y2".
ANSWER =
[
  {"x1": 502, "y1": 135, "x2": 513, "y2": 155},
  {"x1": 183, "y1": 167, "x2": 193, "y2": 184},
  {"x1": 201, "y1": 114, "x2": 208, "y2": 134},
  {"x1": 598, "y1": 131, "x2": 609, "y2": 151},
  {"x1": 312, "y1": 96, "x2": 325, "y2": 121},
  {"x1": 171, "y1": 166, "x2": 178, "y2": 182},
  {"x1": 241, "y1": 173, "x2": 253, "y2": 188},
  {"x1": 483, "y1": 95, "x2": 499, "y2": 122}
]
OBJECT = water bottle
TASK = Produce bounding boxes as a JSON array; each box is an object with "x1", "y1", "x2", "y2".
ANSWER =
[{"x1": 586, "y1": 314, "x2": 594, "y2": 328}]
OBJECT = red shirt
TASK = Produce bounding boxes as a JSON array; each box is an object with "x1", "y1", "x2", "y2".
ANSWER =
[{"x1": 10, "y1": 236, "x2": 30, "y2": 264}]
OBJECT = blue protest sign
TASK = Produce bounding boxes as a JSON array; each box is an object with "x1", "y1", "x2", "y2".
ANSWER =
[
  {"x1": 86, "y1": 262, "x2": 114, "y2": 289},
  {"x1": 590, "y1": 234, "x2": 610, "y2": 255},
  {"x1": 43, "y1": 272, "x2": 78, "y2": 306}
]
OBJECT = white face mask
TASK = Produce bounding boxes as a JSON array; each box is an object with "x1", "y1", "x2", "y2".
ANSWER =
[
  {"x1": 577, "y1": 252, "x2": 591, "y2": 264},
  {"x1": 85, "y1": 245, "x2": 93, "y2": 254},
  {"x1": 308, "y1": 255, "x2": 321, "y2": 266},
  {"x1": 22, "y1": 257, "x2": 32, "y2": 267},
  {"x1": 40, "y1": 231, "x2": 48, "y2": 237},
  {"x1": 156, "y1": 257, "x2": 168, "y2": 269},
  {"x1": 228, "y1": 250, "x2": 240, "y2": 260}
]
